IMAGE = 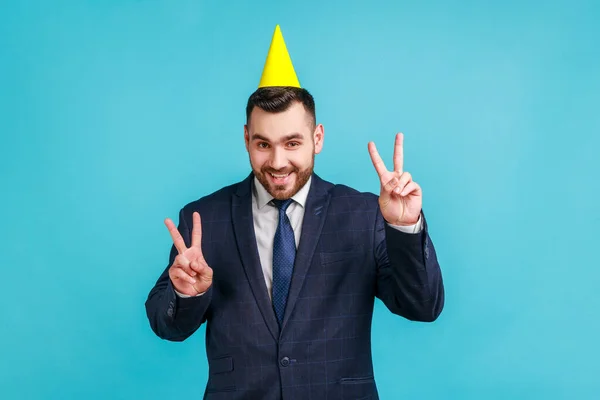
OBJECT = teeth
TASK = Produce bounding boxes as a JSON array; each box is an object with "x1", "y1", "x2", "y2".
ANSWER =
[{"x1": 271, "y1": 173, "x2": 289, "y2": 178}]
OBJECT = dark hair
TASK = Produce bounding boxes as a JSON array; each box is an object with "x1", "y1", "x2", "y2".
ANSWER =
[{"x1": 246, "y1": 86, "x2": 316, "y2": 128}]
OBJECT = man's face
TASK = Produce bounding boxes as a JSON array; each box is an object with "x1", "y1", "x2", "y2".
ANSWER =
[{"x1": 244, "y1": 101, "x2": 324, "y2": 200}]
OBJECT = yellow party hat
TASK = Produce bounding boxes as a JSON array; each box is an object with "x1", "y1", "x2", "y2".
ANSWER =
[{"x1": 258, "y1": 25, "x2": 301, "y2": 88}]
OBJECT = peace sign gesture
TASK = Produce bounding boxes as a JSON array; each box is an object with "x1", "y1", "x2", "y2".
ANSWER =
[
  {"x1": 165, "y1": 212, "x2": 213, "y2": 296},
  {"x1": 368, "y1": 133, "x2": 422, "y2": 226}
]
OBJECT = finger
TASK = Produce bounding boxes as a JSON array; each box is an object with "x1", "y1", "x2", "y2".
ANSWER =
[
  {"x1": 383, "y1": 173, "x2": 400, "y2": 193},
  {"x1": 177, "y1": 255, "x2": 197, "y2": 276},
  {"x1": 191, "y1": 260, "x2": 212, "y2": 280},
  {"x1": 195, "y1": 263, "x2": 214, "y2": 283},
  {"x1": 393, "y1": 133, "x2": 404, "y2": 173},
  {"x1": 368, "y1": 142, "x2": 388, "y2": 178},
  {"x1": 192, "y1": 281, "x2": 203, "y2": 295},
  {"x1": 164, "y1": 218, "x2": 187, "y2": 254},
  {"x1": 191, "y1": 212, "x2": 203, "y2": 249},
  {"x1": 175, "y1": 254, "x2": 191, "y2": 267},
  {"x1": 190, "y1": 259, "x2": 203, "y2": 274},
  {"x1": 393, "y1": 172, "x2": 412, "y2": 195},
  {"x1": 170, "y1": 268, "x2": 196, "y2": 285},
  {"x1": 400, "y1": 181, "x2": 422, "y2": 197},
  {"x1": 202, "y1": 265, "x2": 213, "y2": 281}
]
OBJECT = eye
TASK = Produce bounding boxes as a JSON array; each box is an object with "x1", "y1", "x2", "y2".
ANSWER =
[
  {"x1": 287, "y1": 141, "x2": 300, "y2": 147},
  {"x1": 257, "y1": 142, "x2": 270, "y2": 149}
]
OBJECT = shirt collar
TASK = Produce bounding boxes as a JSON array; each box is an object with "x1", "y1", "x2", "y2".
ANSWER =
[{"x1": 253, "y1": 174, "x2": 312, "y2": 209}]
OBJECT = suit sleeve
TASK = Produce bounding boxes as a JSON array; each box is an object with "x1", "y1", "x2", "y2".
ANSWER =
[
  {"x1": 145, "y1": 207, "x2": 213, "y2": 341},
  {"x1": 374, "y1": 208, "x2": 444, "y2": 322}
]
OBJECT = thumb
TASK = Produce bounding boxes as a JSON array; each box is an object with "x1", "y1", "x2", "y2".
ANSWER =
[{"x1": 191, "y1": 260, "x2": 213, "y2": 278}]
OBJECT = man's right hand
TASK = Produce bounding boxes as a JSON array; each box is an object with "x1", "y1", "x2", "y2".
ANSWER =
[{"x1": 165, "y1": 211, "x2": 213, "y2": 296}]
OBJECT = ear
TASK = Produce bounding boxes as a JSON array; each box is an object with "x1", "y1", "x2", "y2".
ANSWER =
[
  {"x1": 244, "y1": 125, "x2": 250, "y2": 152},
  {"x1": 313, "y1": 124, "x2": 324, "y2": 154}
]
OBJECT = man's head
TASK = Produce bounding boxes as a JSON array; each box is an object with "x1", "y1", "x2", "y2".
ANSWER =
[{"x1": 244, "y1": 86, "x2": 324, "y2": 200}]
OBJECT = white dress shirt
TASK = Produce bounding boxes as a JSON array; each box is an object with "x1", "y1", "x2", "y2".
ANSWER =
[{"x1": 175, "y1": 176, "x2": 423, "y2": 298}]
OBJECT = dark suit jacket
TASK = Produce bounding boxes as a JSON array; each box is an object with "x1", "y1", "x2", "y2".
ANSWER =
[{"x1": 146, "y1": 172, "x2": 444, "y2": 400}]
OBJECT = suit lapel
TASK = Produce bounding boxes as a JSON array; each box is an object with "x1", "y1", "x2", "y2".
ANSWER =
[
  {"x1": 231, "y1": 173, "x2": 280, "y2": 341},
  {"x1": 281, "y1": 174, "x2": 331, "y2": 331}
]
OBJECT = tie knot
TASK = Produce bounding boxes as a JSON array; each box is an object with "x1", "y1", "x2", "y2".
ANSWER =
[{"x1": 271, "y1": 198, "x2": 294, "y2": 212}]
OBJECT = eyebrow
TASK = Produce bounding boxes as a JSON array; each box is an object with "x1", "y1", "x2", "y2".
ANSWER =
[{"x1": 252, "y1": 133, "x2": 305, "y2": 143}]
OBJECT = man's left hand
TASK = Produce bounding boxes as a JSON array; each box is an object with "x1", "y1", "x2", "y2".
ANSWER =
[{"x1": 368, "y1": 133, "x2": 422, "y2": 226}]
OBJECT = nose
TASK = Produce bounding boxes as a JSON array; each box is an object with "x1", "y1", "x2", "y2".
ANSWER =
[{"x1": 270, "y1": 148, "x2": 287, "y2": 170}]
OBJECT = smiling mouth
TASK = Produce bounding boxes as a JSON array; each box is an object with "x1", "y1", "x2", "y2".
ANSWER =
[{"x1": 268, "y1": 172, "x2": 293, "y2": 185}]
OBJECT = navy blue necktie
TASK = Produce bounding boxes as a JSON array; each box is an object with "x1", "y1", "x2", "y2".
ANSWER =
[{"x1": 271, "y1": 198, "x2": 296, "y2": 325}]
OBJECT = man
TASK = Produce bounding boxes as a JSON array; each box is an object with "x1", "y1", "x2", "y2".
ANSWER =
[{"x1": 145, "y1": 25, "x2": 444, "y2": 399}]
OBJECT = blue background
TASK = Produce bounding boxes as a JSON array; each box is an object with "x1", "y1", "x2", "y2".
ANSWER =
[{"x1": 1, "y1": 1, "x2": 599, "y2": 399}]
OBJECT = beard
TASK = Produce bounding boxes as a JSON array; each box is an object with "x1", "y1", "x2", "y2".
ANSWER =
[{"x1": 253, "y1": 153, "x2": 314, "y2": 200}]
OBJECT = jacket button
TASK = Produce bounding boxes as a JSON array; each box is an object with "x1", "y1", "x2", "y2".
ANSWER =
[{"x1": 280, "y1": 357, "x2": 290, "y2": 367}]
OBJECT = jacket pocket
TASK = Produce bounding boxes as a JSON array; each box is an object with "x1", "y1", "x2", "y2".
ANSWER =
[
  {"x1": 209, "y1": 355, "x2": 234, "y2": 375},
  {"x1": 206, "y1": 356, "x2": 235, "y2": 393},
  {"x1": 339, "y1": 375, "x2": 375, "y2": 385},
  {"x1": 320, "y1": 248, "x2": 364, "y2": 265}
]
